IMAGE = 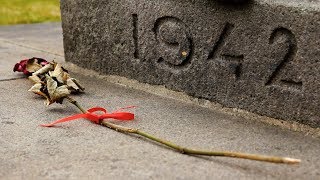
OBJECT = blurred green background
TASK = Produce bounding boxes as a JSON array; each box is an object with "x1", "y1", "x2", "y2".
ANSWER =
[{"x1": 0, "y1": 0, "x2": 61, "y2": 25}]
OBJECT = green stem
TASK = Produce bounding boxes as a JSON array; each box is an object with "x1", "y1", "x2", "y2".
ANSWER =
[{"x1": 67, "y1": 97, "x2": 301, "y2": 164}]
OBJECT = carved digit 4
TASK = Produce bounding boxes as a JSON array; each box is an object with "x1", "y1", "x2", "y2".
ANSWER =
[
  {"x1": 265, "y1": 27, "x2": 302, "y2": 90},
  {"x1": 207, "y1": 22, "x2": 244, "y2": 80}
]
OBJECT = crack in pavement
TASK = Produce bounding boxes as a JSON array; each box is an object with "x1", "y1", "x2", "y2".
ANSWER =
[{"x1": 0, "y1": 77, "x2": 25, "y2": 82}]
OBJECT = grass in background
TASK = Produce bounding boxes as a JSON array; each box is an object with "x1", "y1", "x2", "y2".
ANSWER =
[{"x1": 0, "y1": 0, "x2": 60, "y2": 25}]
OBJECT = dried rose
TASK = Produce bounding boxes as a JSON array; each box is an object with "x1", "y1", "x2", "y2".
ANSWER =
[
  {"x1": 16, "y1": 58, "x2": 84, "y2": 105},
  {"x1": 13, "y1": 57, "x2": 49, "y2": 76},
  {"x1": 29, "y1": 62, "x2": 84, "y2": 91}
]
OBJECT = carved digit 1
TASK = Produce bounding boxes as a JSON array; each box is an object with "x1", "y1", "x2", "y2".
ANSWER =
[
  {"x1": 207, "y1": 22, "x2": 244, "y2": 80},
  {"x1": 132, "y1": 14, "x2": 139, "y2": 59},
  {"x1": 265, "y1": 27, "x2": 302, "y2": 90}
]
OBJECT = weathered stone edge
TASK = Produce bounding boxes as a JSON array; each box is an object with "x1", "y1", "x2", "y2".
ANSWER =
[{"x1": 64, "y1": 62, "x2": 320, "y2": 138}]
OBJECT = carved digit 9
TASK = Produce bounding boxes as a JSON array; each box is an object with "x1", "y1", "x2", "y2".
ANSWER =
[
  {"x1": 266, "y1": 27, "x2": 302, "y2": 90},
  {"x1": 153, "y1": 16, "x2": 193, "y2": 68}
]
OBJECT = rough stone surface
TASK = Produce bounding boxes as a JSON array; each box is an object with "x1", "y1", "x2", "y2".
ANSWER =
[
  {"x1": 60, "y1": 0, "x2": 320, "y2": 127},
  {"x1": 1, "y1": 23, "x2": 320, "y2": 180}
]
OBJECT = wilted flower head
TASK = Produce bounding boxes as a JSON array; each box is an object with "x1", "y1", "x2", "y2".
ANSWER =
[
  {"x1": 13, "y1": 57, "x2": 49, "y2": 76},
  {"x1": 14, "y1": 57, "x2": 84, "y2": 105},
  {"x1": 26, "y1": 61, "x2": 84, "y2": 105}
]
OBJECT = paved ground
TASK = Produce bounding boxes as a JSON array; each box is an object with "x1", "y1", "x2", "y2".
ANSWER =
[{"x1": 0, "y1": 23, "x2": 319, "y2": 179}]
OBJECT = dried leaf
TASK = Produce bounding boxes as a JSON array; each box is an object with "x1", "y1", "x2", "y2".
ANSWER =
[
  {"x1": 67, "y1": 78, "x2": 85, "y2": 92},
  {"x1": 46, "y1": 75, "x2": 70, "y2": 104},
  {"x1": 66, "y1": 78, "x2": 79, "y2": 91},
  {"x1": 49, "y1": 63, "x2": 66, "y2": 83},
  {"x1": 28, "y1": 83, "x2": 49, "y2": 99},
  {"x1": 28, "y1": 75, "x2": 42, "y2": 84}
]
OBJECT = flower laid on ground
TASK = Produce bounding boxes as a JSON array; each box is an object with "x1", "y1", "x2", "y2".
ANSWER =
[{"x1": 13, "y1": 57, "x2": 301, "y2": 165}]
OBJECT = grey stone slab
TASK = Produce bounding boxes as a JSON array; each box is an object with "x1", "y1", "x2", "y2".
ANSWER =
[
  {"x1": 1, "y1": 73, "x2": 320, "y2": 179},
  {"x1": 60, "y1": 0, "x2": 320, "y2": 127}
]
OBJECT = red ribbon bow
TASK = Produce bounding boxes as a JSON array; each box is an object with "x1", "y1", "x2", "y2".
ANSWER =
[{"x1": 41, "y1": 106, "x2": 135, "y2": 127}]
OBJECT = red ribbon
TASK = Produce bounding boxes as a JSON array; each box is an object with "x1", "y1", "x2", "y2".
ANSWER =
[{"x1": 41, "y1": 106, "x2": 135, "y2": 127}]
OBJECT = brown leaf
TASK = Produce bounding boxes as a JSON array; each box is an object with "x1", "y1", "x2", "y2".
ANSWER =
[
  {"x1": 28, "y1": 75, "x2": 42, "y2": 84},
  {"x1": 33, "y1": 63, "x2": 54, "y2": 76},
  {"x1": 49, "y1": 63, "x2": 66, "y2": 83},
  {"x1": 28, "y1": 83, "x2": 51, "y2": 105},
  {"x1": 66, "y1": 78, "x2": 85, "y2": 92},
  {"x1": 46, "y1": 75, "x2": 70, "y2": 104}
]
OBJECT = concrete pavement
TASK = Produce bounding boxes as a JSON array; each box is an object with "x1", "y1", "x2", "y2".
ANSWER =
[{"x1": 0, "y1": 23, "x2": 319, "y2": 179}]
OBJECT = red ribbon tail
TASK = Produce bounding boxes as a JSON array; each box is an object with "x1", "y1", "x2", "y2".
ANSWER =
[{"x1": 41, "y1": 114, "x2": 89, "y2": 127}]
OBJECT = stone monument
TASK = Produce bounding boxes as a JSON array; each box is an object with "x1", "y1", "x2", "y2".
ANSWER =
[{"x1": 60, "y1": 0, "x2": 320, "y2": 127}]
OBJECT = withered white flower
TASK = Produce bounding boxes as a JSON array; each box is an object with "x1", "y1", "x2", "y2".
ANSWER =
[{"x1": 27, "y1": 61, "x2": 84, "y2": 105}]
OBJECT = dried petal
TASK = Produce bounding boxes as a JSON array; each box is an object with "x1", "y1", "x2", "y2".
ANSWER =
[
  {"x1": 26, "y1": 59, "x2": 42, "y2": 73},
  {"x1": 33, "y1": 63, "x2": 54, "y2": 76},
  {"x1": 13, "y1": 59, "x2": 29, "y2": 75},
  {"x1": 13, "y1": 57, "x2": 49, "y2": 76}
]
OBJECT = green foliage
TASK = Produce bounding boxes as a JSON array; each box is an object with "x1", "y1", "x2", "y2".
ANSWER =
[{"x1": 0, "y1": 0, "x2": 60, "y2": 25}]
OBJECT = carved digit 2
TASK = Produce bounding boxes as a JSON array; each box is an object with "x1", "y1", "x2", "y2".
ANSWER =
[{"x1": 266, "y1": 27, "x2": 302, "y2": 90}]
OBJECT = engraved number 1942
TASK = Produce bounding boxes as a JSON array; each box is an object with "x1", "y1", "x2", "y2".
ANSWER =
[{"x1": 132, "y1": 15, "x2": 303, "y2": 91}]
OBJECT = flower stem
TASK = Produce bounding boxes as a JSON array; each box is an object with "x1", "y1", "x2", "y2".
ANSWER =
[
  {"x1": 67, "y1": 97, "x2": 301, "y2": 164},
  {"x1": 100, "y1": 120, "x2": 300, "y2": 164},
  {"x1": 66, "y1": 96, "x2": 86, "y2": 113}
]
